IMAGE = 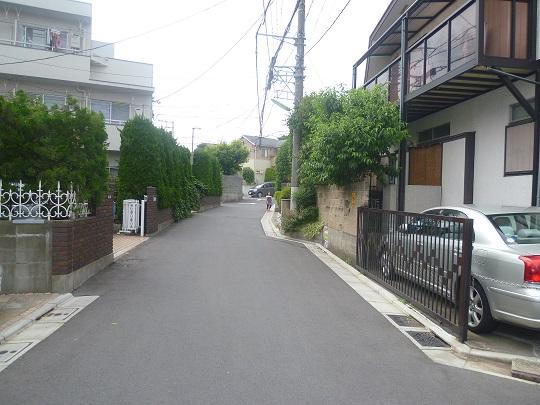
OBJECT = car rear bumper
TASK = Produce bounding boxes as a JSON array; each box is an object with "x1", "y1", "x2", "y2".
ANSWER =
[{"x1": 489, "y1": 286, "x2": 540, "y2": 330}]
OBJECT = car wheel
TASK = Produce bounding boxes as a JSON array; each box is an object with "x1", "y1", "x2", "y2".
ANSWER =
[
  {"x1": 380, "y1": 249, "x2": 394, "y2": 279},
  {"x1": 468, "y1": 280, "x2": 497, "y2": 333},
  {"x1": 257, "y1": 192, "x2": 263, "y2": 198}
]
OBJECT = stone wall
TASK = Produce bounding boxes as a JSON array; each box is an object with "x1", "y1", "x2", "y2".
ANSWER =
[
  {"x1": 221, "y1": 175, "x2": 243, "y2": 203},
  {"x1": 317, "y1": 178, "x2": 370, "y2": 261},
  {"x1": 51, "y1": 194, "x2": 114, "y2": 292},
  {"x1": 144, "y1": 186, "x2": 174, "y2": 235},
  {"x1": 0, "y1": 221, "x2": 52, "y2": 293}
]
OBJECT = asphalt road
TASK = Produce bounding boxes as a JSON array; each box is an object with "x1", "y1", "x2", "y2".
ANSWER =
[{"x1": 0, "y1": 200, "x2": 538, "y2": 404}]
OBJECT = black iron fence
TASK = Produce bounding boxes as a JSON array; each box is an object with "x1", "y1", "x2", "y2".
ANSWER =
[{"x1": 356, "y1": 208, "x2": 473, "y2": 342}]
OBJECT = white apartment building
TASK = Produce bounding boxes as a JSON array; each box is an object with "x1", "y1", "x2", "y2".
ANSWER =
[
  {"x1": 0, "y1": 0, "x2": 154, "y2": 175},
  {"x1": 355, "y1": 0, "x2": 540, "y2": 211}
]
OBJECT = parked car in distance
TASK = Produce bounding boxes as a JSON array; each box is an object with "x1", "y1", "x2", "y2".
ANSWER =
[
  {"x1": 248, "y1": 182, "x2": 274, "y2": 198},
  {"x1": 414, "y1": 206, "x2": 540, "y2": 333}
]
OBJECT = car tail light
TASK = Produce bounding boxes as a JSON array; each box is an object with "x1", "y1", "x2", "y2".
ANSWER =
[{"x1": 519, "y1": 256, "x2": 540, "y2": 283}]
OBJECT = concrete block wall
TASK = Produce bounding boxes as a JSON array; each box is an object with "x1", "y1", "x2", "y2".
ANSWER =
[
  {"x1": 221, "y1": 175, "x2": 243, "y2": 203},
  {"x1": 0, "y1": 221, "x2": 52, "y2": 293},
  {"x1": 317, "y1": 178, "x2": 370, "y2": 261}
]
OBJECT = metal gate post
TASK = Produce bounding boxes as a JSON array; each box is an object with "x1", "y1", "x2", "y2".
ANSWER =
[
  {"x1": 457, "y1": 219, "x2": 474, "y2": 343},
  {"x1": 140, "y1": 195, "x2": 146, "y2": 236}
]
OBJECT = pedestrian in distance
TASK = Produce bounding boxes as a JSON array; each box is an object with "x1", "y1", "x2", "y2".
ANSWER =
[{"x1": 266, "y1": 193, "x2": 273, "y2": 211}]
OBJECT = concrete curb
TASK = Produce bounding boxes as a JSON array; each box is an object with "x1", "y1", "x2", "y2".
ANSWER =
[
  {"x1": 260, "y1": 211, "x2": 540, "y2": 368},
  {"x1": 0, "y1": 293, "x2": 73, "y2": 343}
]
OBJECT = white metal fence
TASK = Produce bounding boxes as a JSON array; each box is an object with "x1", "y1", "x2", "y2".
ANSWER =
[{"x1": 0, "y1": 180, "x2": 89, "y2": 220}]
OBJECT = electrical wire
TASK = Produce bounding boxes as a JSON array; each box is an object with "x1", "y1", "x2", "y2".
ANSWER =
[
  {"x1": 305, "y1": 0, "x2": 352, "y2": 55},
  {"x1": 0, "y1": 0, "x2": 232, "y2": 67},
  {"x1": 258, "y1": 0, "x2": 300, "y2": 141},
  {"x1": 156, "y1": 11, "x2": 265, "y2": 102}
]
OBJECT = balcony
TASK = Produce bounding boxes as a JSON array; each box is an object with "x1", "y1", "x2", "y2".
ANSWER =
[{"x1": 355, "y1": 0, "x2": 537, "y2": 122}]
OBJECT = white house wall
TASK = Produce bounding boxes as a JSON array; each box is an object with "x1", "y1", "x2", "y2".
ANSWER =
[
  {"x1": 442, "y1": 138, "x2": 465, "y2": 206},
  {"x1": 408, "y1": 78, "x2": 534, "y2": 207}
]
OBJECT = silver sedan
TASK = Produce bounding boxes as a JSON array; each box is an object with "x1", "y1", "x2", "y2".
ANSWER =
[{"x1": 421, "y1": 206, "x2": 540, "y2": 333}]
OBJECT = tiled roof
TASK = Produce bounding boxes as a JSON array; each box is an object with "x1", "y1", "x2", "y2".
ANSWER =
[{"x1": 242, "y1": 135, "x2": 284, "y2": 149}]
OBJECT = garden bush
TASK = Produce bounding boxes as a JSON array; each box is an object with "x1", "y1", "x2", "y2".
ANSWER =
[
  {"x1": 242, "y1": 167, "x2": 255, "y2": 184},
  {"x1": 264, "y1": 166, "x2": 276, "y2": 182},
  {"x1": 118, "y1": 116, "x2": 199, "y2": 221},
  {"x1": 0, "y1": 91, "x2": 108, "y2": 207},
  {"x1": 192, "y1": 147, "x2": 222, "y2": 197}
]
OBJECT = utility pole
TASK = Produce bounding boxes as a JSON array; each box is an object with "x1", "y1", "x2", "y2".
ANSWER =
[
  {"x1": 191, "y1": 127, "x2": 201, "y2": 165},
  {"x1": 290, "y1": 0, "x2": 305, "y2": 212}
]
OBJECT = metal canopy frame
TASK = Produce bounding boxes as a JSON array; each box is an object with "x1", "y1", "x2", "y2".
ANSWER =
[{"x1": 353, "y1": 0, "x2": 540, "y2": 209}]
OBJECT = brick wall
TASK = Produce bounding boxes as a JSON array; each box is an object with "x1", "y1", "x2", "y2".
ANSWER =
[
  {"x1": 52, "y1": 195, "x2": 113, "y2": 276},
  {"x1": 145, "y1": 186, "x2": 174, "y2": 235}
]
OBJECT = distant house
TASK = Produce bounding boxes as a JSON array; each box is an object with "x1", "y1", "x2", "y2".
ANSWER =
[{"x1": 241, "y1": 135, "x2": 284, "y2": 184}]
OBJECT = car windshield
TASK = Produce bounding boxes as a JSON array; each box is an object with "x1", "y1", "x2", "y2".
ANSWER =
[{"x1": 488, "y1": 213, "x2": 540, "y2": 244}]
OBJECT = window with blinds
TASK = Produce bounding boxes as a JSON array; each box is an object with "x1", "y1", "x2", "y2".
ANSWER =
[
  {"x1": 408, "y1": 144, "x2": 442, "y2": 186},
  {"x1": 505, "y1": 122, "x2": 534, "y2": 175}
]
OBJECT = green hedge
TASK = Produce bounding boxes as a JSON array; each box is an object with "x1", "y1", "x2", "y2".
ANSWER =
[
  {"x1": 0, "y1": 91, "x2": 108, "y2": 207},
  {"x1": 264, "y1": 166, "x2": 276, "y2": 182},
  {"x1": 118, "y1": 116, "x2": 200, "y2": 220},
  {"x1": 192, "y1": 147, "x2": 222, "y2": 197},
  {"x1": 242, "y1": 167, "x2": 255, "y2": 184}
]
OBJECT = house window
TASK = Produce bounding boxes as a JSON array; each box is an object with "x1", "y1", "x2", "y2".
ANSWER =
[
  {"x1": 510, "y1": 99, "x2": 534, "y2": 123},
  {"x1": 505, "y1": 122, "x2": 534, "y2": 175},
  {"x1": 409, "y1": 144, "x2": 442, "y2": 186},
  {"x1": 418, "y1": 123, "x2": 450, "y2": 143},
  {"x1": 111, "y1": 103, "x2": 130, "y2": 123},
  {"x1": 90, "y1": 100, "x2": 130, "y2": 124},
  {"x1": 90, "y1": 99, "x2": 111, "y2": 122},
  {"x1": 24, "y1": 26, "x2": 48, "y2": 49},
  {"x1": 44, "y1": 94, "x2": 66, "y2": 109}
]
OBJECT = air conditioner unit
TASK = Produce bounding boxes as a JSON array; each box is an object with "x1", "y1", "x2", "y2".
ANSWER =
[{"x1": 70, "y1": 34, "x2": 81, "y2": 49}]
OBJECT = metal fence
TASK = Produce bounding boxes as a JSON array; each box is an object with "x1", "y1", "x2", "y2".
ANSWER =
[
  {"x1": 0, "y1": 180, "x2": 89, "y2": 220},
  {"x1": 356, "y1": 208, "x2": 473, "y2": 342}
]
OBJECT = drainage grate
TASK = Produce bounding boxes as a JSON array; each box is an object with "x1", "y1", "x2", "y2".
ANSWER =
[
  {"x1": 39, "y1": 307, "x2": 79, "y2": 322},
  {"x1": 406, "y1": 331, "x2": 449, "y2": 348},
  {"x1": 0, "y1": 342, "x2": 32, "y2": 363},
  {"x1": 387, "y1": 314, "x2": 423, "y2": 328}
]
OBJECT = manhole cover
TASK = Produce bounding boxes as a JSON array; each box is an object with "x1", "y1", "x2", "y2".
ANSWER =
[
  {"x1": 39, "y1": 307, "x2": 79, "y2": 322},
  {"x1": 406, "y1": 331, "x2": 449, "y2": 348},
  {"x1": 387, "y1": 314, "x2": 423, "y2": 328},
  {"x1": 0, "y1": 342, "x2": 32, "y2": 363}
]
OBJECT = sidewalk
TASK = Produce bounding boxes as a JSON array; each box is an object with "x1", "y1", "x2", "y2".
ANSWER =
[
  {"x1": 0, "y1": 294, "x2": 59, "y2": 332},
  {"x1": 113, "y1": 233, "x2": 148, "y2": 260},
  {"x1": 262, "y1": 209, "x2": 540, "y2": 382}
]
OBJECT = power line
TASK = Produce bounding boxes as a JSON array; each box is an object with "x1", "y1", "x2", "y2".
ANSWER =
[
  {"x1": 305, "y1": 0, "x2": 351, "y2": 55},
  {"x1": 258, "y1": 0, "x2": 300, "y2": 138},
  {"x1": 156, "y1": 11, "x2": 265, "y2": 102},
  {"x1": 0, "y1": 0, "x2": 232, "y2": 67}
]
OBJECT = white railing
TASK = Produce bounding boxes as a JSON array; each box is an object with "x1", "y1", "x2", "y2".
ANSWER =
[{"x1": 0, "y1": 180, "x2": 89, "y2": 220}]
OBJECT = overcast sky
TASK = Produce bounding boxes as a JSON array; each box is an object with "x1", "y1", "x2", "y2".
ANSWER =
[{"x1": 89, "y1": 0, "x2": 388, "y2": 150}]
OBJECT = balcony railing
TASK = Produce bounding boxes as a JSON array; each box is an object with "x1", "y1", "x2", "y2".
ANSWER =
[{"x1": 363, "y1": 0, "x2": 533, "y2": 103}]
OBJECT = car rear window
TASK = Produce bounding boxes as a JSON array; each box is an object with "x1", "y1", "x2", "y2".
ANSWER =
[{"x1": 488, "y1": 213, "x2": 540, "y2": 244}]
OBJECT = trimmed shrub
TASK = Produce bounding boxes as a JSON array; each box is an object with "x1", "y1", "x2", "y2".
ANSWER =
[
  {"x1": 281, "y1": 206, "x2": 319, "y2": 234},
  {"x1": 264, "y1": 166, "x2": 276, "y2": 182},
  {"x1": 118, "y1": 116, "x2": 199, "y2": 221},
  {"x1": 301, "y1": 219, "x2": 324, "y2": 240},
  {"x1": 293, "y1": 184, "x2": 317, "y2": 210},
  {"x1": 242, "y1": 167, "x2": 255, "y2": 184},
  {"x1": 0, "y1": 91, "x2": 108, "y2": 207},
  {"x1": 275, "y1": 186, "x2": 291, "y2": 208},
  {"x1": 192, "y1": 147, "x2": 222, "y2": 197}
]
